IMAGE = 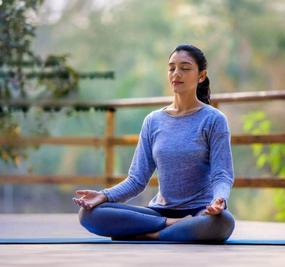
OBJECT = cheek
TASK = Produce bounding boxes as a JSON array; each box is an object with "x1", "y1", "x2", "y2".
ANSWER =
[
  {"x1": 168, "y1": 72, "x2": 172, "y2": 82},
  {"x1": 186, "y1": 73, "x2": 199, "y2": 82}
]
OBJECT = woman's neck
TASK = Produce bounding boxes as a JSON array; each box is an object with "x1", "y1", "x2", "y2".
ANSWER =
[
  {"x1": 164, "y1": 94, "x2": 205, "y2": 116},
  {"x1": 172, "y1": 94, "x2": 204, "y2": 112}
]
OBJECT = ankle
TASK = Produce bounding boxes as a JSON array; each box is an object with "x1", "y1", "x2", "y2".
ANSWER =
[{"x1": 165, "y1": 217, "x2": 181, "y2": 226}]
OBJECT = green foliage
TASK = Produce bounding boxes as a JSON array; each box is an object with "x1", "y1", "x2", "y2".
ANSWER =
[
  {"x1": 36, "y1": 55, "x2": 79, "y2": 98},
  {"x1": 0, "y1": 0, "x2": 81, "y2": 166},
  {"x1": 0, "y1": 0, "x2": 79, "y2": 99},
  {"x1": 274, "y1": 190, "x2": 285, "y2": 221},
  {"x1": 243, "y1": 111, "x2": 285, "y2": 221},
  {"x1": 0, "y1": 112, "x2": 25, "y2": 165}
]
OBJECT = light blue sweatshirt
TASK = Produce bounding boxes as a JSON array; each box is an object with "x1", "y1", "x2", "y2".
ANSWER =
[{"x1": 102, "y1": 104, "x2": 234, "y2": 210}]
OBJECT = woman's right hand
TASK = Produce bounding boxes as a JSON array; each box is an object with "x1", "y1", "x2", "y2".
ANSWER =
[{"x1": 72, "y1": 190, "x2": 107, "y2": 210}]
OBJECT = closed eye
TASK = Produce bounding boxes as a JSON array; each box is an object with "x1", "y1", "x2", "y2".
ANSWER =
[{"x1": 168, "y1": 68, "x2": 192, "y2": 71}]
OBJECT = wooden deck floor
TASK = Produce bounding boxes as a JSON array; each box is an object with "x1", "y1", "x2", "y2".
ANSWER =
[{"x1": 1, "y1": 214, "x2": 285, "y2": 267}]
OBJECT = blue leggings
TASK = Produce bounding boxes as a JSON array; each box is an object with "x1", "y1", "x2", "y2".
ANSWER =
[{"x1": 78, "y1": 202, "x2": 235, "y2": 242}]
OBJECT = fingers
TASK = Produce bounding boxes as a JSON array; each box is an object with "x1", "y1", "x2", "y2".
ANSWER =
[
  {"x1": 204, "y1": 206, "x2": 221, "y2": 215},
  {"x1": 72, "y1": 197, "x2": 83, "y2": 207},
  {"x1": 72, "y1": 197, "x2": 95, "y2": 210},
  {"x1": 204, "y1": 199, "x2": 225, "y2": 215},
  {"x1": 81, "y1": 201, "x2": 94, "y2": 209},
  {"x1": 214, "y1": 198, "x2": 222, "y2": 204},
  {"x1": 75, "y1": 190, "x2": 89, "y2": 196},
  {"x1": 74, "y1": 190, "x2": 93, "y2": 209},
  {"x1": 73, "y1": 197, "x2": 87, "y2": 209},
  {"x1": 215, "y1": 198, "x2": 224, "y2": 206}
]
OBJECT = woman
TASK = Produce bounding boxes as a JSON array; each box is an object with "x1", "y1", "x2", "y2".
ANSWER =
[{"x1": 73, "y1": 44, "x2": 235, "y2": 242}]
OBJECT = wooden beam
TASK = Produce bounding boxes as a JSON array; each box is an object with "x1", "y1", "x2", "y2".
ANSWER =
[
  {"x1": 0, "y1": 175, "x2": 106, "y2": 185},
  {"x1": 0, "y1": 134, "x2": 285, "y2": 147},
  {"x1": 233, "y1": 177, "x2": 285, "y2": 188},
  {"x1": 1, "y1": 90, "x2": 284, "y2": 110},
  {"x1": 0, "y1": 136, "x2": 104, "y2": 146},
  {"x1": 211, "y1": 90, "x2": 285, "y2": 103},
  {"x1": 110, "y1": 135, "x2": 138, "y2": 145},
  {"x1": 231, "y1": 134, "x2": 285, "y2": 144}
]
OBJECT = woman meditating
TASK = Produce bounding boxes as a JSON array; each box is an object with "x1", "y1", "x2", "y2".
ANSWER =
[{"x1": 73, "y1": 44, "x2": 235, "y2": 242}]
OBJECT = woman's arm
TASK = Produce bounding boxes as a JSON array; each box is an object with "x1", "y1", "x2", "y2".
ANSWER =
[
  {"x1": 210, "y1": 132, "x2": 234, "y2": 201},
  {"x1": 208, "y1": 113, "x2": 234, "y2": 210},
  {"x1": 101, "y1": 114, "x2": 156, "y2": 202}
]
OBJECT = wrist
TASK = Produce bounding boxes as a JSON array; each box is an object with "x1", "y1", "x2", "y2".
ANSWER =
[{"x1": 99, "y1": 192, "x2": 108, "y2": 202}]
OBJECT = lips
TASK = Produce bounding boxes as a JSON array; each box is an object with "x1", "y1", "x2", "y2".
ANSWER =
[{"x1": 172, "y1": 81, "x2": 184, "y2": 86}]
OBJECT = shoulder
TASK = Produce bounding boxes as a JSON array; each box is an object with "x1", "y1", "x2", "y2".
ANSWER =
[
  {"x1": 139, "y1": 109, "x2": 164, "y2": 137},
  {"x1": 140, "y1": 108, "x2": 167, "y2": 135},
  {"x1": 203, "y1": 105, "x2": 228, "y2": 120},
  {"x1": 143, "y1": 107, "x2": 165, "y2": 122},
  {"x1": 200, "y1": 105, "x2": 230, "y2": 134},
  {"x1": 200, "y1": 105, "x2": 229, "y2": 126}
]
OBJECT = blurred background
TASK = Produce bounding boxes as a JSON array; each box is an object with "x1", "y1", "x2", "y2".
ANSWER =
[{"x1": 0, "y1": 0, "x2": 285, "y2": 221}]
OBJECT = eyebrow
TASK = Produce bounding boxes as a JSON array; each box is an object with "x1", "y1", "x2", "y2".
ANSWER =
[{"x1": 168, "y1": 61, "x2": 193, "y2": 66}]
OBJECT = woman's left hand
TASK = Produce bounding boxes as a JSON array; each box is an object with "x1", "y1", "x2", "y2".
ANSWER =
[{"x1": 204, "y1": 197, "x2": 225, "y2": 215}]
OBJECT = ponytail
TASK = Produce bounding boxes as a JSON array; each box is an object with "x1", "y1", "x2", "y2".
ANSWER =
[{"x1": 197, "y1": 76, "x2": 211, "y2": 104}]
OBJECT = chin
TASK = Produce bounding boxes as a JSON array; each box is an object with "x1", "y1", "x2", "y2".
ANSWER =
[{"x1": 173, "y1": 88, "x2": 185, "y2": 94}]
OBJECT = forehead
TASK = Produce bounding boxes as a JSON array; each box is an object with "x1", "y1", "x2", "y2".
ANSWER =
[{"x1": 168, "y1": 51, "x2": 196, "y2": 65}]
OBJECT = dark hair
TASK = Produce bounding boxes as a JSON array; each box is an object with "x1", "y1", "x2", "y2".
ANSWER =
[{"x1": 169, "y1": 44, "x2": 211, "y2": 105}]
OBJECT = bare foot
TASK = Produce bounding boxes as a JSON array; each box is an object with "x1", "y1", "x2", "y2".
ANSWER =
[
  {"x1": 112, "y1": 215, "x2": 193, "y2": 241},
  {"x1": 165, "y1": 217, "x2": 182, "y2": 226},
  {"x1": 135, "y1": 214, "x2": 193, "y2": 240},
  {"x1": 139, "y1": 231, "x2": 160, "y2": 240},
  {"x1": 136, "y1": 215, "x2": 194, "y2": 240},
  {"x1": 165, "y1": 214, "x2": 192, "y2": 226},
  {"x1": 182, "y1": 214, "x2": 193, "y2": 220}
]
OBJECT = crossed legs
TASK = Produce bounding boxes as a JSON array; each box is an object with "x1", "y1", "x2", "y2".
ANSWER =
[{"x1": 79, "y1": 202, "x2": 235, "y2": 242}]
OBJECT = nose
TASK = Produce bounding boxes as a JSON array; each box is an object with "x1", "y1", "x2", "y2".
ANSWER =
[{"x1": 172, "y1": 68, "x2": 182, "y2": 78}]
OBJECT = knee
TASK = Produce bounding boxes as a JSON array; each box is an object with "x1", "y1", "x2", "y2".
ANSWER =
[
  {"x1": 78, "y1": 207, "x2": 93, "y2": 230},
  {"x1": 213, "y1": 210, "x2": 235, "y2": 241},
  {"x1": 78, "y1": 207, "x2": 87, "y2": 226},
  {"x1": 78, "y1": 202, "x2": 107, "y2": 224},
  {"x1": 78, "y1": 203, "x2": 111, "y2": 235}
]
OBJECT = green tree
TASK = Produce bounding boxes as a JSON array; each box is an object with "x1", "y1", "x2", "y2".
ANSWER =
[
  {"x1": 0, "y1": 0, "x2": 80, "y2": 99},
  {"x1": 243, "y1": 111, "x2": 285, "y2": 221}
]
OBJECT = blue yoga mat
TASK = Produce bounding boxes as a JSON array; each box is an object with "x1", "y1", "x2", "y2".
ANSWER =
[{"x1": 1, "y1": 237, "x2": 285, "y2": 245}]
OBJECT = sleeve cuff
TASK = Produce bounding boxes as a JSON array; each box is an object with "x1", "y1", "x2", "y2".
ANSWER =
[
  {"x1": 222, "y1": 198, "x2": 227, "y2": 209},
  {"x1": 100, "y1": 189, "x2": 113, "y2": 202}
]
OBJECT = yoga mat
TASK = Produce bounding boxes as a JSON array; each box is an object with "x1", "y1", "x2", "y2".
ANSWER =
[{"x1": 1, "y1": 237, "x2": 285, "y2": 245}]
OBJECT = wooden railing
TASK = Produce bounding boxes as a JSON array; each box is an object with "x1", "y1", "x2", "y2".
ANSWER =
[{"x1": 0, "y1": 90, "x2": 285, "y2": 188}]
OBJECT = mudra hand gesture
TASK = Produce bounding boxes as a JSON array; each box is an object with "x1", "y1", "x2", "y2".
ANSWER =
[
  {"x1": 204, "y1": 197, "x2": 226, "y2": 215},
  {"x1": 73, "y1": 190, "x2": 107, "y2": 210}
]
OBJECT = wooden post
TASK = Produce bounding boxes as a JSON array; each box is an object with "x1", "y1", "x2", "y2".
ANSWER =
[
  {"x1": 104, "y1": 110, "x2": 115, "y2": 187},
  {"x1": 211, "y1": 100, "x2": 219, "y2": 109}
]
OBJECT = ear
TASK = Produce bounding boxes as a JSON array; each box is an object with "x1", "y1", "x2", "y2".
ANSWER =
[{"x1": 198, "y1": 70, "x2": 207, "y2": 83}]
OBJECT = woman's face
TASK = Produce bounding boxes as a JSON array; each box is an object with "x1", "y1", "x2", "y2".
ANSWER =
[{"x1": 168, "y1": 50, "x2": 205, "y2": 95}]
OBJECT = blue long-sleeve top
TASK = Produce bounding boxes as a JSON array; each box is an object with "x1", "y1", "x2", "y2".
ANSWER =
[{"x1": 101, "y1": 104, "x2": 234, "y2": 210}]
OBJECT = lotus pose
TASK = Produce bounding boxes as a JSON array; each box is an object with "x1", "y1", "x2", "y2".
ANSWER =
[{"x1": 73, "y1": 44, "x2": 235, "y2": 242}]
